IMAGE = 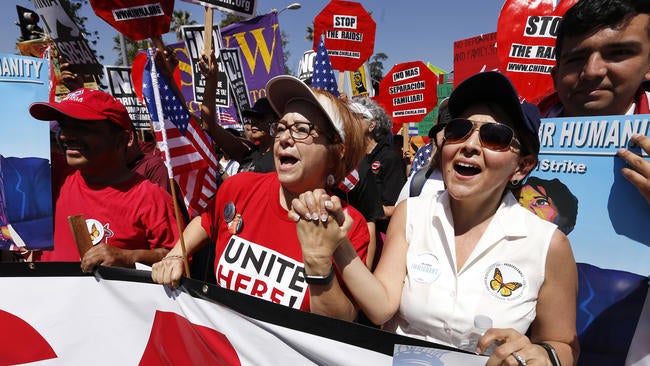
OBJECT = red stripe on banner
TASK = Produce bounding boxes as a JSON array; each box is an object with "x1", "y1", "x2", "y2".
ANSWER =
[
  {"x1": 0, "y1": 309, "x2": 57, "y2": 364},
  {"x1": 140, "y1": 311, "x2": 241, "y2": 365}
]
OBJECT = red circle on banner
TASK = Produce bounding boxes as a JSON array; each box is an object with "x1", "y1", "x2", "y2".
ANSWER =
[
  {"x1": 497, "y1": 0, "x2": 578, "y2": 102},
  {"x1": 313, "y1": 0, "x2": 376, "y2": 71},
  {"x1": 89, "y1": 0, "x2": 173, "y2": 41},
  {"x1": 377, "y1": 61, "x2": 438, "y2": 126}
]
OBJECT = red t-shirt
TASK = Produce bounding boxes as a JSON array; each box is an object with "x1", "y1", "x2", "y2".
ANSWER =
[
  {"x1": 201, "y1": 172, "x2": 369, "y2": 311},
  {"x1": 39, "y1": 171, "x2": 179, "y2": 262}
]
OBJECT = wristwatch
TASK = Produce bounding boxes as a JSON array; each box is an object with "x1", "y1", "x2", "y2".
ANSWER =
[
  {"x1": 218, "y1": 166, "x2": 226, "y2": 176},
  {"x1": 534, "y1": 342, "x2": 561, "y2": 366},
  {"x1": 304, "y1": 266, "x2": 335, "y2": 286}
]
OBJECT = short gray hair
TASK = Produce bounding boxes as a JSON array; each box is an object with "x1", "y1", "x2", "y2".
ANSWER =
[{"x1": 354, "y1": 96, "x2": 393, "y2": 143}]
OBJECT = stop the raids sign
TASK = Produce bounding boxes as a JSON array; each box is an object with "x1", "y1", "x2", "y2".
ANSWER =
[
  {"x1": 377, "y1": 61, "x2": 438, "y2": 124},
  {"x1": 497, "y1": 0, "x2": 578, "y2": 101},
  {"x1": 89, "y1": 0, "x2": 174, "y2": 41},
  {"x1": 313, "y1": 0, "x2": 376, "y2": 71}
]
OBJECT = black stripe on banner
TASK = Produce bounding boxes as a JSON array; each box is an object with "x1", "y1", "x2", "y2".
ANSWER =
[{"x1": 0, "y1": 263, "x2": 465, "y2": 357}]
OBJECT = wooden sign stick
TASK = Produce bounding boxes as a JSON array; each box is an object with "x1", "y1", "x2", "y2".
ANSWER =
[{"x1": 68, "y1": 215, "x2": 92, "y2": 259}]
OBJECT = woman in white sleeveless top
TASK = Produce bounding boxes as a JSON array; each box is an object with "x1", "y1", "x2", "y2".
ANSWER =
[{"x1": 290, "y1": 72, "x2": 578, "y2": 366}]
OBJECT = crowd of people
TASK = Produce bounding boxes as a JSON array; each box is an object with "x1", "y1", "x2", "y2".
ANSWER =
[{"x1": 3, "y1": 0, "x2": 650, "y2": 364}]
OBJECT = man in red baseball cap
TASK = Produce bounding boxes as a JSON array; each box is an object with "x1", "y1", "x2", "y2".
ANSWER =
[{"x1": 29, "y1": 89, "x2": 179, "y2": 271}]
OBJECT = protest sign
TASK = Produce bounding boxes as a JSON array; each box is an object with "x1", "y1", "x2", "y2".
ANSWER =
[
  {"x1": 105, "y1": 65, "x2": 150, "y2": 130},
  {"x1": 497, "y1": 0, "x2": 578, "y2": 101},
  {"x1": 528, "y1": 115, "x2": 650, "y2": 276},
  {"x1": 89, "y1": 0, "x2": 174, "y2": 41},
  {"x1": 182, "y1": 0, "x2": 257, "y2": 19},
  {"x1": 0, "y1": 54, "x2": 53, "y2": 251},
  {"x1": 221, "y1": 12, "x2": 285, "y2": 104},
  {"x1": 453, "y1": 32, "x2": 499, "y2": 87},
  {"x1": 313, "y1": 0, "x2": 376, "y2": 71},
  {"x1": 181, "y1": 25, "x2": 229, "y2": 107},
  {"x1": 220, "y1": 48, "x2": 251, "y2": 121},
  {"x1": 297, "y1": 49, "x2": 316, "y2": 83},
  {"x1": 348, "y1": 63, "x2": 372, "y2": 98},
  {"x1": 31, "y1": 0, "x2": 102, "y2": 76},
  {"x1": 377, "y1": 61, "x2": 438, "y2": 126}
]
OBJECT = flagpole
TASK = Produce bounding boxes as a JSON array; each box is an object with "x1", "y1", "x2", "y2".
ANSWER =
[{"x1": 148, "y1": 47, "x2": 191, "y2": 278}]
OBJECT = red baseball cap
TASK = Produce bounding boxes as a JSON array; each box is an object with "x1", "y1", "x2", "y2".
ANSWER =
[{"x1": 29, "y1": 88, "x2": 133, "y2": 131}]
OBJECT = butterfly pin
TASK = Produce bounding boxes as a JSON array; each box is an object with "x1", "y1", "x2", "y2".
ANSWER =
[{"x1": 489, "y1": 267, "x2": 522, "y2": 297}]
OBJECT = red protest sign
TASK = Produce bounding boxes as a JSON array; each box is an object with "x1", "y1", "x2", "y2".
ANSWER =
[
  {"x1": 313, "y1": 0, "x2": 376, "y2": 71},
  {"x1": 377, "y1": 61, "x2": 438, "y2": 126},
  {"x1": 497, "y1": 0, "x2": 578, "y2": 102},
  {"x1": 453, "y1": 32, "x2": 499, "y2": 87},
  {"x1": 89, "y1": 0, "x2": 174, "y2": 41}
]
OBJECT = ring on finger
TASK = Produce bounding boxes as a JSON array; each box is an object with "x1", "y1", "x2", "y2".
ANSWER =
[{"x1": 511, "y1": 351, "x2": 527, "y2": 366}]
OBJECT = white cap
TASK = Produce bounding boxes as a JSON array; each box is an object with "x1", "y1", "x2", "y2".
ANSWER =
[
  {"x1": 348, "y1": 101, "x2": 374, "y2": 121},
  {"x1": 265, "y1": 75, "x2": 346, "y2": 142}
]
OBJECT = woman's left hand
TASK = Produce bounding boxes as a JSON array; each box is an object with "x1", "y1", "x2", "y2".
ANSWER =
[{"x1": 480, "y1": 328, "x2": 551, "y2": 366}]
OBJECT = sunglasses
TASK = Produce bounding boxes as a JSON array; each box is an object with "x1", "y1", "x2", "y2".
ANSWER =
[{"x1": 443, "y1": 118, "x2": 520, "y2": 152}]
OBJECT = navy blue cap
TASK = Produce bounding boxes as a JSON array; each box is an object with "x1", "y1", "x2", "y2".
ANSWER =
[{"x1": 448, "y1": 71, "x2": 540, "y2": 156}]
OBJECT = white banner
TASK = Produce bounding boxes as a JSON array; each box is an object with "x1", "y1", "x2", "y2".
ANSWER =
[{"x1": 0, "y1": 263, "x2": 485, "y2": 365}]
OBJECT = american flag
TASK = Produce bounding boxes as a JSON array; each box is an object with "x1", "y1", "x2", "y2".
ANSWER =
[
  {"x1": 337, "y1": 168, "x2": 359, "y2": 193},
  {"x1": 142, "y1": 53, "x2": 219, "y2": 215},
  {"x1": 312, "y1": 35, "x2": 339, "y2": 97}
]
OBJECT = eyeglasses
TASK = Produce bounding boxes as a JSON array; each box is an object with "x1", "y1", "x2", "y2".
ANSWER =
[
  {"x1": 443, "y1": 118, "x2": 520, "y2": 152},
  {"x1": 269, "y1": 122, "x2": 315, "y2": 140}
]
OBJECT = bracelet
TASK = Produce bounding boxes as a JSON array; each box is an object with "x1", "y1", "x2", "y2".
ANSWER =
[
  {"x1": 162, "y1": 255, "x2": 184, "y2": 261},
  {"x1": 534, "y1": 342, "x2": 561, "y2": 366},
  {"x1": 304, "y1": 265, "x2": 335, "y2": 286}
]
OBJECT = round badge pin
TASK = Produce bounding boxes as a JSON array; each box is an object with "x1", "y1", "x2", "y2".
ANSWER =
[
  {"x1": 228, "y1": 214, "x2": 243, "y2": 234},
  {"x1": 223, "y1": 202, "x2": 236, "y2": 223}
]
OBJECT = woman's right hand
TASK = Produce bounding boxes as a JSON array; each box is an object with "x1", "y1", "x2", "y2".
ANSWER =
[
  {"x1": 289, "y1": 190, "x2": 353, "y2": 263},
  {"x1": 151, "y1": 255, "x2": 185, "y2": 290}
]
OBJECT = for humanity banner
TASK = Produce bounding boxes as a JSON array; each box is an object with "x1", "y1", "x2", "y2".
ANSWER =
[
  {"x1": 527, "y1": 115, "x2": 650, "y2": 276},
  {"x1": 0, "y1": 264, "x2": 487, "y2": 365},
  {"x1": 0, "y1": 54, "x2": 53, "y2": 251}
]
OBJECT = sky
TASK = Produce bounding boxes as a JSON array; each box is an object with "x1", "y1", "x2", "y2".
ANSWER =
[{"x1": 1, "y1": 0, "x2": 505, "y2": 76}]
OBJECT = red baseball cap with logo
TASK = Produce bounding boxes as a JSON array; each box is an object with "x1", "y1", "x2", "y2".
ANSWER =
[{"x1": 29, "y1": 88, "x2": 133, "y2": 131}]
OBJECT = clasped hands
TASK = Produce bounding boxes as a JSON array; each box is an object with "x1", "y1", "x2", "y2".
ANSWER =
[{"x1": 288, "y1": 189, "x2": 352, "y2": 259}]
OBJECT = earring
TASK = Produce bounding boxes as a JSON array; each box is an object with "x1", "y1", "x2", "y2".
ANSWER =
[
  {"x1": 326, "y1": 174, "x2": 336, "y2": 186},
  {"x1": 511, "y1": 179, "x2": 520, "y2": 186}
]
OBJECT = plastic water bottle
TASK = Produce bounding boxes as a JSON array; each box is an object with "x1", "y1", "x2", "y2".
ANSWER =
[{"x1": 457, "y1": 315, "x2": 493, "y2": 354}]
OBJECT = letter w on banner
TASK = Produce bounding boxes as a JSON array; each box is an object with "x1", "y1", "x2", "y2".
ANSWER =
[{"x1": 142, "y1": 51, "x2": 218, "y2": 215}]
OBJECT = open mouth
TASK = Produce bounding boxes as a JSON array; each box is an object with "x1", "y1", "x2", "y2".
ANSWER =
[
  {"x1": 279, "y1": 155, "x2": 299, "y2": 166},
  {"x1": 454, "y1": 162, "x2": 481, "y2": 176}
]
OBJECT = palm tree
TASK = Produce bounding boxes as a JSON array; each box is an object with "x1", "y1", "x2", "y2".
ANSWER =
[
  {"x1": 111, "y1": 35, "x2": 148, "y2": 66},
  {"x1": 171, "y1": 10, "x2": 197, "y2": 41}
]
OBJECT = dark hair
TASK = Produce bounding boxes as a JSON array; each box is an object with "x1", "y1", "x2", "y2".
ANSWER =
[
  {"x1": 520, "y1": 176, "x2": 579, "y2": 234},
  {"x1": 556, "y1": 0, "x2": 650, "y2": 61}
]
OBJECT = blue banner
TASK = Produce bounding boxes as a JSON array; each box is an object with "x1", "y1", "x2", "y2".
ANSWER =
[
  {"x1": 521, "y1": 115, "x2": 650, "y2": 276},
  {"x1": 0, "y1": 54, "x2": 53, "y2": 251}
]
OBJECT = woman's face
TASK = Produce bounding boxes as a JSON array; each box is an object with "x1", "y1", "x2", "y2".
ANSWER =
[
  {"x1": 441, "y1": 105, "x2": 528, "y2": 203},
  {"x1": 273, "y1": 100, "x2": 333, "y2": 194},
  {"x1": 518, "y1": 184, "x2": 560, "y2": 223}
]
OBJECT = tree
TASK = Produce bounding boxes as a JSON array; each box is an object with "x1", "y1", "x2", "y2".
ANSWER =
[
  {"x1": 36, "y1": 0, "x2": 104, "y2": 61},
  {"x1": 111, "y1": 35, "x2": 147, "y2": 66},
  {"x1": 171, "y1": 10, "x2": 197, "y2": 41},
  {"x1": 368, "y1": 52, "x2": 388, "y2": 95}
]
